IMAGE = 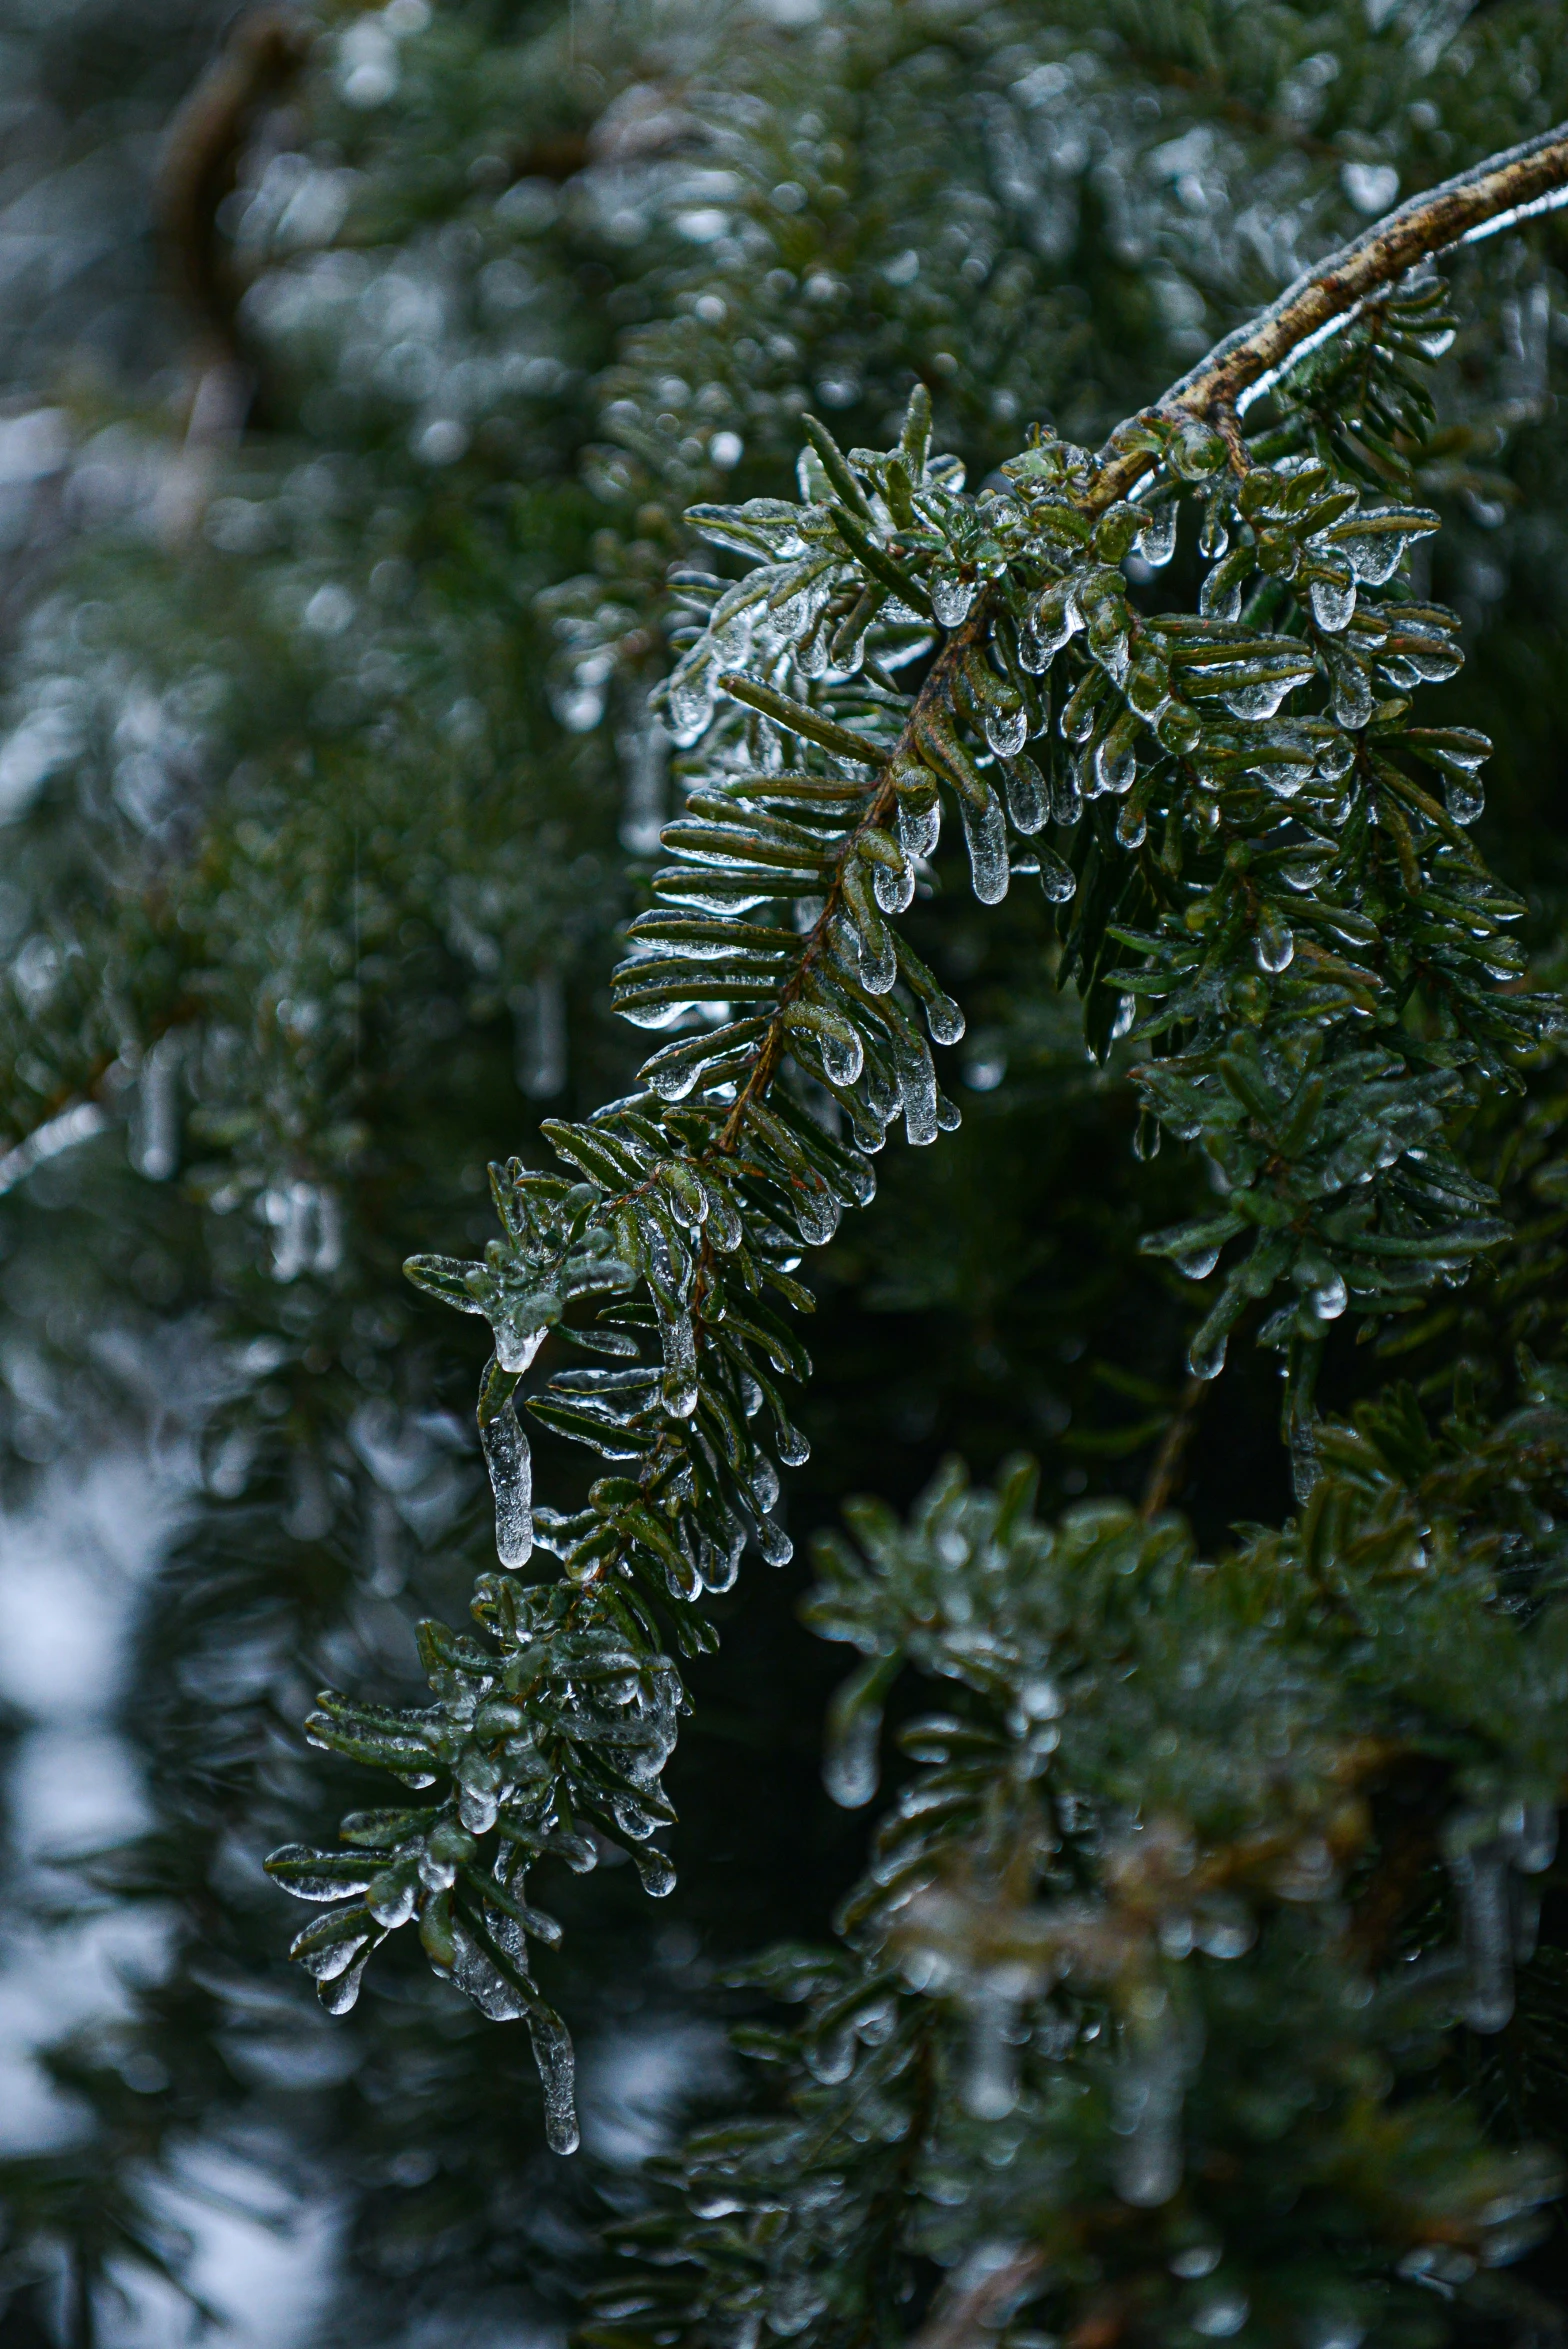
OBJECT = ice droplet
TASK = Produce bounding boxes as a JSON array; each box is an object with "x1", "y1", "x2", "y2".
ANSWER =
[
  {"x1": 1097, "y1": 737, "x2": 1137, "y2": 796},
  {"x1": 983, "y1": 701, "x2": 1028, "y2": 758},
  {"x1": 1254, "y1": 908, "x2": 1294, "y2": 973},
  {"x1": 1137, "y1": 502, "x2": 1178, "y2": 568},
  {"x1": 959, "y1": 791, "x2": 1010, "y2": 905},
  {"x1": 1221, "y1": 677, "x2": 1296, "y2": 722},
  {"x1": 1189, "y1": 1320, "x2": 1229, "y2": 1381},
  {"x1": 898, "y1": 794, "x2": 941, "y2": 859},
  {"x1": 1308, "y1": 1271, "x2": 1347, "y2": 1322},
  {"x1": 1175, "y1": 1245, "x2": 1222, "y2": 1281},
  {"x1": 1443, "y1": 773, "x2": 1484, "y2": 825},
  {"x1": 900, "y1": 1042, "x2": 940, "y2": 1146},
  {"x1": 855, "y1": 921, "x2": 898, "y2": 994},
  {"x1": 1116, "y1": 803, "x2": 1147, "y2": 850},
  {"x1": 529, "y1": 2010, "x2": 581, "y2": 2154},
  {"x1": 1037, "y1": 847, "x2": 1077, "y2": 903},
  {"x1": 931, "y1": 574, "x2": 974, "y2": 627},
  {"x1": 367, "y1": 1870, "x2": 417, "y2": 1929},
  {"x1": 1331, "y1": 661, "x2": 1373, "y2": 731},
  {"x1": 1000, "y1": 753, "x2": 1047, "y2": 834},
  {"x1": 319, "y1": 1948, "x2": 372, "y2": 2015},
  {"x1": 1447, "y1": 1833, "x2": 1515, "y2": 2033},
  {"x1": 1505, "y1": 1801, "x2": 1558, "y2": 1876},
  {"x1": 659, "y1": 1312, "x2": 699, "y2": 1416},
  {"x1": 816, "y1": 1019, "x2": 865, "y2": 1086},
  {"x1": 480, "y1": 1396, "x2": 533, "y2": 1568},
  {"x1": 872, "y1": 856, "x2": 916, "y2": 914},
  {"x1": 823, "y1": 1704, "x2": 881, "y2": 1810},
  {"x1": 1308, "y1": 573, "x2": 1356, "y2": 633}
]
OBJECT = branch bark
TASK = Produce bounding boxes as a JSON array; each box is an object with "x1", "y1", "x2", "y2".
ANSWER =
[{"x1": 1095, "y1": 119, "x2": 1568, "y2": 504}]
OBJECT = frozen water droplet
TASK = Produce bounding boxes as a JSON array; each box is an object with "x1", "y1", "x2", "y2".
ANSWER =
[
  {"x1": 959, "y1": 792, "x2": 1010, "y2": 905},
  {"x1": 1097, "y1": 738, "x2": 1137, "y2": 796},
  {"x1": 816, "y1": 1020, "x2": 865, "y2": 1086},
  {"x1": 1001, "y1": 754, "x2": 1046, "y2": 834},
  {"x1": 1254, "y1": 909, "x2": 1294, "y2": 973},
  {"x1": 806, "y1": 2026, "x2": 856, "y2": 2084},
  {"x1": 1444, "y1": 773, "x2": 1484, "y2": 825},
  {"x1": 1116, "y1": 804, "x2": 1147, "y2": 850},
  {"x1": 1138, "y1": 502, "x2": 1178, "y2": 568},
  {"x1": 1030, "y1": 584, "x2": 1082, "y2": 656},
  {"x1": 529, "y1": 2010, "x2": 581, "y2": 2154},
  {"x1": 633, "y1": 1845, "x2": 676, "y2": 1896},
  {"x1": 1222, "y1": 677, "x2": 1296, "y2": 722},
  {"x1": 925, "y1": 992, "x2": 967, "y2": 1045},
  {"x1": 855, "y1": 922, "x2": 898, "y2": 994},
  {"x1": 480, "y1": 1395, "x2": 533, "y2": 1567},
  {"x1": 758, "y1": 1516, "x2": 794, "y2": 1565},
  {"x1": 823, "y1": 1705, "x2": 881, "y2": 1810},
  {"x1": 367, "y1": 1871, "x2": 417, "y2": 1929},
  {"x1": 319, "y1": 1948, "x2": 372, "y2": 2015},
  {"x1": 983, "y1": 701, "x2": 1028, "y2": 758},
  {"x1": 1189, "y1": 1321, "x2": 1228, "y2": 1380},
  {"x1": 1200, "y1": 575, "x2": 1242, "y2": 625},
  {"x1": 1308, "y1": 1272, "x2": 1347, "y2": 1322},
  {"x1": 1037, "y1": 848, "x2": 1076, "y2": 903},
  {"x1": 1332, "y1": 662, "x2": 1373, "y2": 731},
  {"x1": 930, "y1": 574, "x2": 974, "y2": 627},
  {"x1": 900, "y1": 1045, "x2": 939, "y2": 1147},
  {"x1": 495, "y1": 1317, "x2": 547, "y2": 1377},
  {"x1": 795, "y1": 627, "x2": 828, "y2": 679},
  {"x1": 1199, "y1": 505, "x2": 1229, "y2": 560},
  {"x1": 1309, "y1": 574, "x2": 1356, "y2": 633},
  {"x1": 659, "y1": 1311, "x2": 699, "y2": 1416},
  {"x1": 1175, "y1": 1245, "x2": 1221, "y2": 1281},
  {"x1": 1506, "y1": 1801, "x2": 1558, "y2": 1876},
  {"x1": 872, "y1": 857, "x2": 916, "y2": 914},
  {"x1": 898, "y1": 794, "x2": 941, "y2": 859}
]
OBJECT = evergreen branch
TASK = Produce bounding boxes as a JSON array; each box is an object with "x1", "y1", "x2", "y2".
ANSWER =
[
  {"x1": 1094, "y1": 118, "x2": 1568, "y2": 505},
  {"x1": 270, "y1": 143, "x2": 1568, "y2": 2154}
]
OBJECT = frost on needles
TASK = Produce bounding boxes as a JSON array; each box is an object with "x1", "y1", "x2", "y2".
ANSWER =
[{"x1": 268, "y1": 124, "x2": 1568, "y2": 2280}]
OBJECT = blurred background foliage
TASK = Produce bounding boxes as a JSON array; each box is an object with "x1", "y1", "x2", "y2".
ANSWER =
[{"x1": 1, "y1": 0, "x2": 1568, "y2": 2340}]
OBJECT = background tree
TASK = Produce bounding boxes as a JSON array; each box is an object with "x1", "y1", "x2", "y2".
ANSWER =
[{"x1": 2, "y1": 4, "x2": 1568, "y2": 2346}]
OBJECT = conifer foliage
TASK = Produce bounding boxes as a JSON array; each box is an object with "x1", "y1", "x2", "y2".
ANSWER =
[{"x1": 265, "y1": 117, "x2": 1568, "y2": 2337}]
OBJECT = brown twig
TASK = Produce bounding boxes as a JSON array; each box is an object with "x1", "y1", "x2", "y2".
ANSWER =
[
  {"x1": 909, "y1": 2246, "x2": 1047, "y2": 2349},
  {"x1": 1140, "y1": 1373, "x2": 1208, "y2": 1519},
  {"x1": 1093, "y1": 119, "x2": 1568, "y2": 506}
]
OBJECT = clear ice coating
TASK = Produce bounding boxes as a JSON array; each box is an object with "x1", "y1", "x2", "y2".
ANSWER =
[
  {"x1": 1112, "y1": 2011, "x2": 1189, "y2": 2207},
  {"x1": 659, "y1": 1309, "x2": 700, "y2": 1416},
  {"x1": 1116, "y1": 803, "x2": 1147, "y2": 850},
  {"x1": 480, "y1": 1394, "x2": 533, "y2": 1567},
  {"x1": 959, "y1": 792, "x2": 1010, "y2": 905},
  {"x1": 1188, "y1": 1317, "x2": 1229, "y2": 1381},
  {"x1": 930, "y1": 574, "x2": 975, "y2": 627},
  {"x1": 872, "y1": 855, "x2": 917, "y2": 914}
]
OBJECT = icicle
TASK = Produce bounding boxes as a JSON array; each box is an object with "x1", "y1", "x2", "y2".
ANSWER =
[
  {"x1": 513, "y1": 968, "x2": 567, "y2": 1099},
  {"x1": 962, "y1": 1978, "x2": 1022, "y2": 2119},
  {"x1": 1112, "y1": 1995, "x2": 1190, "y2": 2207},
  {"x1": 618, "y1": 708, "x2": 669, "y2": 853},
  {"x1": 479, "y1": 1390, "x2": 533, "y2": 1568},
  {"x1": 1137, "y1": 501, "x2": 1178, "y2": 568},
  {"x1": 129, "y1": 1035, "x2": 180, "y2": 1180},
  {"x1": 958, "y1": 791, "x2": 1010, "y2": 904},
  {"x1": 525, "y1": 2010, "x2": 582, "y2": 2151},
  {"x1": 1000, "y1": 753, "x2": 1047, "y2": 835},
  {"x1": 1446, "y1": 1824, "x2": 1516, "y2": 2033}
]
